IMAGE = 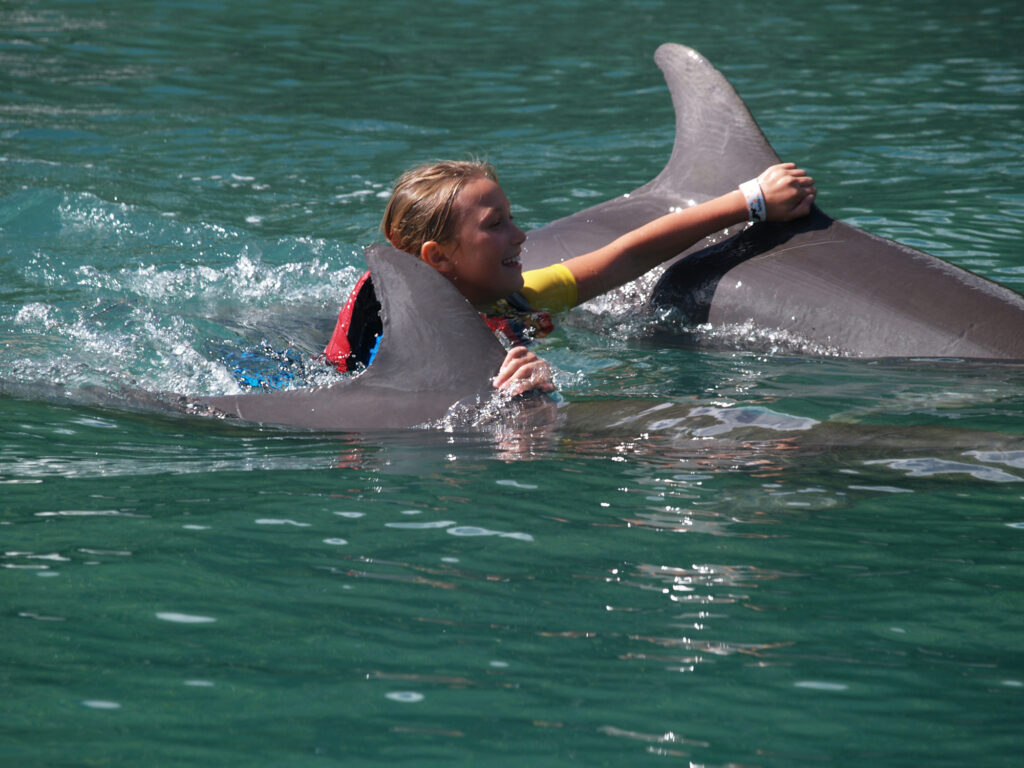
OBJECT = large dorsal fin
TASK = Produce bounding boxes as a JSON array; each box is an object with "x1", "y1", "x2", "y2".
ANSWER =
[
  {"x1": 521, "y1": 43, "x2": 779, "y2": 267},
  {"x1": 356, "y1": 244, "x2": 505, "y2": 388},
  {"x1": 192, "y1": 244, "x2": 508, "y2": 430},
  {"x1": 643, "y1": 43, "x2": 779, "y2": 201}
]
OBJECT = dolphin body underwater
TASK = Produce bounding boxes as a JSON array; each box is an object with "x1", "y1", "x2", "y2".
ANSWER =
[{"x1": 191, "y1": 42, "x2": 1024, "y2": 430}]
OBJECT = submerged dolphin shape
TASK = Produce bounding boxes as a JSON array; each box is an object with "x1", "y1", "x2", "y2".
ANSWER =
[
  {"x1": 192, "y1": 245, "x2": 508, "y2": 430},
  {"x1": 522, "y1": 43, "x2": 1024, "y2": 359}
]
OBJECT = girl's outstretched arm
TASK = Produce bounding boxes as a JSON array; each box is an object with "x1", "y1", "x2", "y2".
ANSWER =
[{"x1": 564, "y1": 163, "x2": 816, "y2": 304}]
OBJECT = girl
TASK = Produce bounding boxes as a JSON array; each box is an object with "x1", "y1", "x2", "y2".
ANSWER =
[{"x1": 327, "y1": 160, "x2": 816, "y2": 394}]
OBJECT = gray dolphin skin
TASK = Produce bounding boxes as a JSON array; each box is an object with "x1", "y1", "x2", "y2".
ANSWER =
[
  {"x1": 522, "y1": 43, "x2": 1024, "y2": 359},
  {"x1": 191, "y1": 245, "x2": 507, "y2": 429}
]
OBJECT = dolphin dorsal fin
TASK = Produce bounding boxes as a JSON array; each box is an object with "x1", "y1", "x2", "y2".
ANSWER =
[
  {"x1": 645, "y1": 43, "x2": 780, "y2": 202},
  {"x1": 190, "y1": 244, "x2": 507, "y2": 429},
  {"x1": 356, "y1": 244, "x2": 507, "y2": 391},
  {"x1": 520, "y1": 43, "x2": 783, "y2": 267}
]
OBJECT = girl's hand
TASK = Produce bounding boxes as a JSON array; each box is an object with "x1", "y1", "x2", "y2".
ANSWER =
[
  {"x1": 492, "y1": 346, "x2": 555, "y2": 396},
  {"x1": 759, "y1": 162, "x2": 817, "y2": 221}
]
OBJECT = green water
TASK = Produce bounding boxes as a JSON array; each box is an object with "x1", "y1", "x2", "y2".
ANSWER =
[{"x1": 3, "y1": 1, "x2": 1024, "y2": 766}]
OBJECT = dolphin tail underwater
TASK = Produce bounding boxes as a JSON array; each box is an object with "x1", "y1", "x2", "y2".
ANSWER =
[
  {"x1": 190, "y1": 245, "x2": 509, "y2": 430},
  {"x1": 522, "y1": 43, "x2": 1024, "y2": 359}
]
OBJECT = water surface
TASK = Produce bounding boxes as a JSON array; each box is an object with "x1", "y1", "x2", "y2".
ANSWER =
[{"x1": 3, "y1": 1, "x2": 1023, "y2": 766}]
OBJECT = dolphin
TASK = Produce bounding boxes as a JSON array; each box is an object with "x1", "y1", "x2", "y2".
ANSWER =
[
  {"x1": 190, "y1": 244, "x2": 509, "y2": 430},
  {"x1": 39, "y1": 42, "x2": 1020, "y2": 432},
  {"x1": 521, "y1": 43, "x2": 1024, "y2": 359}
]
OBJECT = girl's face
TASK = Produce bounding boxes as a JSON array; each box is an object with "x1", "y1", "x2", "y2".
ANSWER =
[{"x1": 435, "y1": 177, "x2": 526, "y2": 305}]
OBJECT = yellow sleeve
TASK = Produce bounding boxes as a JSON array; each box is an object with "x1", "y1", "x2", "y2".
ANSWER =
[{"x1": 519, "y1": 263, "x2": 578, "y2": 312}]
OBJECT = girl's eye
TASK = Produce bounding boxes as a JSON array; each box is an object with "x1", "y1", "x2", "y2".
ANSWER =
[{"x1": 486, "y1": 210, "x2": 512, "y2": 228}]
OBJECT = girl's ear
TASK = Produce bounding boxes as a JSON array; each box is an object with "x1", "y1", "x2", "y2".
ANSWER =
[{"x1": 420, "y1": 241, "x2": 454, "y2": 273}]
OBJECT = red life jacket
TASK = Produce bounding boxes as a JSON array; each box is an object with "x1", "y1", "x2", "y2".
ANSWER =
[
  {"x1": 481, "y1": 292, "x2": 555, "y2": 347},
  {"x1": 324, "y1": 271, "x2": 555, "y2": 373},
  {"x1": 324, "y1": 270, "x2": 382, "y2": 373}
]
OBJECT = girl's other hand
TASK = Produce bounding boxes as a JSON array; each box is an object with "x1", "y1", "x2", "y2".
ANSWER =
[
  {"x1": 760, "y1": 162, "x2": 817, "y2": 221},
  {"x1": 492, "y1": 346, "x2": 555, "y2": 396}
]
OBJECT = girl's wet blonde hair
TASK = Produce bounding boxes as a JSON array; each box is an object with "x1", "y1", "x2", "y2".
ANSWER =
[{"x1": 382, "y1": 160, "x2": 497, "y2": 256}]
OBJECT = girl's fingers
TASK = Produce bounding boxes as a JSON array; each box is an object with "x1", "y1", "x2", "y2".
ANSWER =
[{"x1": 492, "y1": 347, "x2": 555, "y2": 394}]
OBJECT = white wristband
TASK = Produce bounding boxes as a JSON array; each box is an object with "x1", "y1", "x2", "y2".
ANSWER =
[{"x1": 739, "y1": 178, "x2": 767, "y2": 223}]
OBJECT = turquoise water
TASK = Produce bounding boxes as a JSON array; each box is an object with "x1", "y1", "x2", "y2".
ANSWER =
[{"x1": 3, "y1": 1, "x2": 1024, "y2": 766}]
